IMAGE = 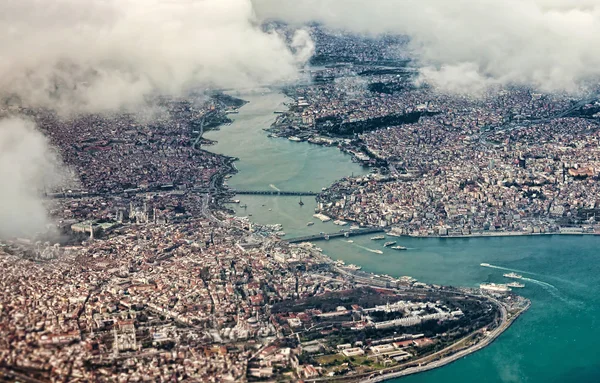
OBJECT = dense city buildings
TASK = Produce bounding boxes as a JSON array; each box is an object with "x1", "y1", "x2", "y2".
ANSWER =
[{"x1": 267, "y1": 28, "x2": 600, "y2": 238}]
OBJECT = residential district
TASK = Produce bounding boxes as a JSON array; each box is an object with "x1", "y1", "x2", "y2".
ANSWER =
[{"x1": 268, "y1": 26, "x2": 600, "y2": 238}]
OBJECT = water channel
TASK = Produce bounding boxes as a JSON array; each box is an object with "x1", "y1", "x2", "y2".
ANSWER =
[{"x1": 205, "y1": 90, "x2": 600, "y2": 383}]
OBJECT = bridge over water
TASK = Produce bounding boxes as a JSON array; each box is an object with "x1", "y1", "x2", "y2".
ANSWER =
[
  {"x1": 231, "y1": 190, "x2": 318, "y2": 196},
  {"x1": 285, "y1": 228, "x2": 385, "y2": 243}
]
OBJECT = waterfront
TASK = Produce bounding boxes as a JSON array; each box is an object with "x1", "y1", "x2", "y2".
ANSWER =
[
  {"x1": 203, "y1": 90, "x2": 369, "y2": 238},
  {"x1": 206, "y1": 91, "x2": 600, "y2": 383}
]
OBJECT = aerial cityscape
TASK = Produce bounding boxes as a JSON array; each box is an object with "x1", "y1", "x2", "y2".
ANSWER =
[{"x1": 1, "y1": 1, "x2": 599, "y2": 383}]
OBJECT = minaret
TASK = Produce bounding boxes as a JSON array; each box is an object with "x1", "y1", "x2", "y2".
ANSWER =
[{"x1": 113, "y1": 327, "x2": 119, "y2": 357}]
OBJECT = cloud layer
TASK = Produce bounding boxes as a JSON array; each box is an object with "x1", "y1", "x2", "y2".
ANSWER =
[
  {"x1": 0, "y1": 118, "x2": 71, "y2": 239},
  {"x1": 0, "y1": 0, "x2": 313, "y2": 114},
  {"x1": 253, "y1": 0, "x2": 600, "y2": 93}
]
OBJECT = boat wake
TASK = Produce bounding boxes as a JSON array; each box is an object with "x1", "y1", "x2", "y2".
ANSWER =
[
  {"x1": 520, "y1": 277, "x2": 583, "y2": 308},
  {"x1": 269, "y1": 184, "x2": 281, "y2": 192},
  {"x1": 481, "y1": 264, "x2": 583, "y2": 307},
  {"x1": 482, "y1": 263, "x2": 585, "y2": 288},
  {"x1": 354, "y1": 244, "x2": 383, "y2": 254},
  {"x1": 481, "y1": 263, "x2": 537, "y2": 276}
]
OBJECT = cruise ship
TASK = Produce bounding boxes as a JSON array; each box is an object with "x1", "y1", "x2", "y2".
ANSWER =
[
  {"x1": 480, "y1": 283, "x2": 511, "y2": 292},
  {"x1": 503, "y1": 272, "x2": 523, "y2": 279},
  {"x1": 383, "y1": 241, "x2": 396, "y2": 247},
  {"x1": 371, "y1": 235, "x2": 385, "y2": 240},
  {"x1": 507, "y1": 282, "x2": 525, "y2": 288}
]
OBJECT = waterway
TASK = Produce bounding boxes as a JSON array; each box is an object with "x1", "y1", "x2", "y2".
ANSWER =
[{"x1": 205, "y1": 91, "x2": 600, "y2": 383}]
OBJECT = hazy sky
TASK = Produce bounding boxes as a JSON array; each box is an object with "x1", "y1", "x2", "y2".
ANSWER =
[
  {"x1": 253, "y1": 0, "x2": 600, "y2": 93},
  {"x1": 0, "y1": 0, "x2": 313, "y2": 114}
]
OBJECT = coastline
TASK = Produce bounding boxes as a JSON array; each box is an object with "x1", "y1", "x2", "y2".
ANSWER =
[
  {"x1": 204, "y1": 91, "x2": 534, "y2": 383},
  {"x1": 352, "y1": 298, "x2": 531, "y2": 383}
]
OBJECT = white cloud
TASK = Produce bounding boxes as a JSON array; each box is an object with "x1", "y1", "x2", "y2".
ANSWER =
[
  {"x1": 253, "y1": 0, "x2": 600, "y2": 93},
  {"x1": 0, "y1": 0, "x2": 313, "y2": 114},
  {"x1": 0, "y1": 118, "x2": 71, "y2": 239}
]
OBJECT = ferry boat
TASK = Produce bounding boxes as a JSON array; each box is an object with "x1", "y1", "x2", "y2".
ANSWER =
[
  {"x1": 346, "y1": 264, "x2": 362, "y2": 271},
  {"x1": 371, "y1": 249, "x2": 384, "y2": 254},
  {"x1": 391, "y1": 246, "x2": 407, "y2": 251},
  {"x1": 503, "y1": 272, "x2": 523, "y2": 279},
  {"x1": 480, "y1": 263, "x2": 491, "y2": 267},
  {"x1": 383, "y1": 241, "x2": 396, "y2": 247},
  {"x1": 371, "y1": 235, "x2": 385, "y2": 240},
  {"x1": 306, "y1": 222, "x2": 314, "y2": 226},
  {"x1": 507, "y1": 282, "x2": 525, "y2": 288},
  {"x1": 480, "y1": 283, "x2": 511, "y2": 292}
]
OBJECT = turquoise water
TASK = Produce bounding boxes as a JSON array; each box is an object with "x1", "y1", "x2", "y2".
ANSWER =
[
  {"x1": 206, "y1": 91, "x2": 600, "y2": 383},
  {"x1": 317, "y1": 235, "x2": 600, "y2": 383}
]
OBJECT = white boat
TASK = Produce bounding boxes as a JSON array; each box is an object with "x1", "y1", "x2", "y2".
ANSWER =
[
  {"x1": 507, "y1": 282, "x2": 525, "y2": 288},
  {"x1": 383, "y1": 241, "x2": 396, "y2": 247},
  {"x1": 480, "y1": 263, "x2": 491, "y2": 267},
  {"x1": 391, "y1": 246, "x2": 407, "y2": 251},
  {"x1": 371, "y1": 235, "x2": 385, "y2": 240},
  {"x1": 480, "y1": 283, "x2": 511, "y2": 292},
  {"x1": 503, "y1": 272, "x2": 523, "y2": 279},
  {"x1": 306, "y1": 222, "x2": 314, "y2": 226}
]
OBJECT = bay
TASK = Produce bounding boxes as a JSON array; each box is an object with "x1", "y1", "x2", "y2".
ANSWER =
[{"x1": 205, "y1": 91, "x2": 600, "y2": 383}]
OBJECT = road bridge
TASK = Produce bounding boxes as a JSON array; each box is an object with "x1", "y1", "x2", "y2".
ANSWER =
[
  {"x1": 232, "y1": 190, "x2": 318, "y2": 196},
  {"x1": 285, "y1": 228, "x2": 385, "y2": 243}
]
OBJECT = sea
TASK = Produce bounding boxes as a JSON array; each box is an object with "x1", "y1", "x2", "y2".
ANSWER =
[{"x1": 203, "y1": 90, "x2": 600, "y2": 383}]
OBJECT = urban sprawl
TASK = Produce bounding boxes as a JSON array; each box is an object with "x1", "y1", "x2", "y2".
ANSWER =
[{"x1": 14, "y1": 25, "x2": 600, "y2": 382}]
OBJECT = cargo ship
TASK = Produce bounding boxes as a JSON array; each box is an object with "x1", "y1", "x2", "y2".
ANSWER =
[
  {"x1": 507, "y1": 282, "x2": 525, "y2": 288},
  {"x1": 503, "y1": 272, "x2": 523, "y2": 279},
  {"x1": 479, "y1": 283, "x2": 511, "y2": 292},
  {"x1": 371, "y1": 235, "x2": 385, "y2": 240}
]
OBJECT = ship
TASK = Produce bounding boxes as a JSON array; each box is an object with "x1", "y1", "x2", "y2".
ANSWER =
[
  {"x1": 503, "y1": 272, "x2": 523, "y2": 279},
  {"x1": 371, "y1": 235, "x2": 385, "y2": 240},
  {"x1": 391, "y1": 246, "x2": 407, "y2": 251},
  {"x1": 306, "y1": 222, "x2": 314, "y2": 226},
  {"x1": 480, "y1": 283, "x2": 511, "y2": 292},
  {"x1": 383, "y1": 241, "x2": 396, "y2": 247},
  {"x1": 480, "y1": 263, "x2": 491, "y2": 267},
  {"x1": 507, "y1": 282, "x2": 525, "y2": 288},
  {"x1": 371, "y1": 249, "x2": 384, "y2": 254}
]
